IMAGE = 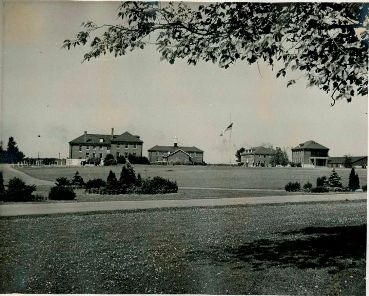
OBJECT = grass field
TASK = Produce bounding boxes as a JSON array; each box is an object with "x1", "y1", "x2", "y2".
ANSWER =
[
  {"x1": 17, "y1": 165, "x2": 367, "y2": 190},
  {"x1": 0, "y1": 201, "x2": 366, "y2": 294}
]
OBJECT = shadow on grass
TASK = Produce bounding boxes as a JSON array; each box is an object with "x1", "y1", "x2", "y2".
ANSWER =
[{"x1": 187, "y1": 224, "x2": 366, "y2": 273}]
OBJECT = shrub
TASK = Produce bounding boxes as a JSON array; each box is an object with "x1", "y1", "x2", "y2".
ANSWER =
[
  {"x1": 296, "y1": 163, "x2": 302, "y2": 167},
  {"x1": 348, "y1": 168, "x2": 360, "y2": 191},
  {"x1": 1, "y1": 177, "x2": 37, "y2": 202},
  {"x1": 117, "y1": 155, "x2": 126, "y2": 164},
  {"x1": 139, "y1": 177, "x2": 178, "y2": 194},
  {"x1": 362, "y1": 185, "x2": 367, "y2": 192},
  {"x1": 127, "y1": 154, "x2": 150, "y2": 164},
  {"x1": 311, "y1": 186, "x2": 329, "y2": 193},
  {"x1": 49, "y1": 186, "x2": 76, "y2": 200},
  {"x1": 285, "y1": 181, "x2": 301, "y2": 192},
  {"x1": 104, "y1": 154, "x2": 117, "y2": 166},
  {"x1": 85, "y1": 178, "x2": 106, "y2": 189},
  {"x1": 303, "y1": 182, "x2": 313, "y2": 191},
  {"x1": 71, "y1": 171, "x2": 85, "y2": 188},
  {"x1": 85, "y1": 157, "x2": 101, "y2": 166},
  {"x1": 55, "y1": 177, "x2": 70, "y2": 186},
  {"x1": 316, "y1": 176, "x2": 328, "y2": 187}
]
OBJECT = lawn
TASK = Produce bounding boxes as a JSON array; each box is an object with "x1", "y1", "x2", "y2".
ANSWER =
[
  {"x1": 0, "y1": 201, "x2": 366, "y2": 294},
  {"x1": 17, "y1": 165, "x2": 367, "y2": 190}
]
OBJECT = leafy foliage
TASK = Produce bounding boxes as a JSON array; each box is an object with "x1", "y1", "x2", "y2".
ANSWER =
[
  {"x1": 311, "y1": 186, "x2": 330, "y2": 193},
  {"x1": 316, "y1": 176, "x2": 328, "y2": 187},
  {"x1": 49, "y1": 186, "x2": 76, "y2": 200},
  {"x1": 63, "y1": 2, "x2": 368, "y2": 105},
  {"x1": 117, "y1": 155, "x2": 127, "y2": 164},
  {"x1": 85, "y1": 178, "x2": 106, "y2": 189},
  {"x1": 0, "y1": 171, "x2": 4, "y2": 194},
  {"x1": 235, "y1": 147, "x2": 245, "y2": 163},
  {"x1": 285, "y1": 181, "x2": 301, "y2": 192},
  {"x1": 344, "y1": 155, "x2": 352, "y2": 168},
  {"x1": 127, "y1": 154, "x2": 150, "y2": 164},
  {"x1": 120, "y1": 163, "x2": 137, "y2": 187},
  {"x1": 0, "y1": 137, "x2": 25, "y2": 163},
  {"x1": 271, "y1": 147, "x2": 289, "y2": 166},
  {"x1": 104, "y1": 154, "x2": 117, "y2": 166},
  {"x1": 55, "y1": 177, "x2": 70, "y2": 186},
  {"x1": 303, "y1": 181, "x2": 313, "y2": 191},
  {"x1": 0, "y1": 177, "x2": 37, "y2": 202},
  {"x1": 138, "y1": 176, "x2": 178, "y2": 194}
]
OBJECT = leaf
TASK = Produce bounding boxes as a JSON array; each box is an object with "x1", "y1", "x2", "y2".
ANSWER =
[{"x1": 287, "y1": 80, "x2": 296, "y2": 87}]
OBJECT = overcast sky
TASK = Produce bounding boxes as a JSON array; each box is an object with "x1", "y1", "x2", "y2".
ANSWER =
[{"x1": 1, "y1": 1, "x2": 368, "y2": 163}]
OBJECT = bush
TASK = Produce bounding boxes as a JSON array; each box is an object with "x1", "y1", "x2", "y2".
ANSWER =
[
  {"x1": 296, "y1": 163, "x2": 302, "y2": 167},
  {"x1": 127, "y1": 154, "x2": 150, "y2": 164},
  {"x1": 285, "y1": 181, "x2": 301, "y2": 192},
  {"x1": 362, "y1": 185, "x2": 367, "y2": 192},
  {"x1": 0, "y1": 171, "x2": 4, "y2": 195},
  {"x1": 303, "y1": 182, "x2": 313, "y2": 191},
  {"x1": 139, "y1": 177, "x2": 178, "y2": 194},
  {"x1": 84, "y1": 157, "x2": 101, "y2": 166},
  {"x1": 1, "y1": 177, "x2": 37, "y2": 202},
  {"x1": 311, "y1": 186, "x2": 329, "y2": 193},
  {"x1": 316, "y1": 176, "x2": 328, "y2": 187},
  {"x1": 85, "y1": 178, "x2": 106, "y2": 189},
  {"x1": 49, "y1": 186, "x2": 76, "y2": 200},
  {"x1": 104, "y1": 154, "x2": 117, "y2": 166},
  {"x1": 55, "y1": 177, "x2": 70, "y2": 186},
  {"x1": 117, "y1": 155, "x2": 126, "y2": 164}
]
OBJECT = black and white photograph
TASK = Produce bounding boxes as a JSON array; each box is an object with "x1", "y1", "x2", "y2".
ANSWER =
[{"x1": 0, "y1": 1, "x2": 367, "y2": 295}]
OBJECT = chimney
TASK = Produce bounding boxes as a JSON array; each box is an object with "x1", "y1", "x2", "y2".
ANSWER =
[
  {"x1": 111, "y1": 128, "x2": 114, "y2": 139},
  {"x1": 84, "y1": 131, "x2": 87, "y2": 142},
  {"x1": 174, "y1": 136, "x2": 178, "y2": 147}
]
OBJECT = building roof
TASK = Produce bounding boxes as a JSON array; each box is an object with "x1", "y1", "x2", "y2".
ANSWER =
[
  {"x1": 69, "y1": 131, "x2": 143, "y2": 145},
  {"x1": 241, "y1": 146, "x2": 275, "y2": 155},
  {"x1": 163, "y1": 149, "x2": 192, "y2": 159},
  {"x1": 148, "y1": 145, "x2": 203, "y2": 153},
  {"x1": 111, "y1": 132, "x2": 143, "y2": 143},
  {"x1": 328, "y1": 156, "x2": 367, "y2": 164},
  {"x1": 292, "y1": 140, "x2": 329, "y2": 151}
]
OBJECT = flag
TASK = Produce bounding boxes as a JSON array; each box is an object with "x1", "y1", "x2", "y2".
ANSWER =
[{"x1": 220, "y1": 122, "x2": 233, "y2": 136}]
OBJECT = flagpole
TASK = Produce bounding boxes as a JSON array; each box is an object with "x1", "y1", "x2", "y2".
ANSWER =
[{"x1": 229, "y1": 113, "x2": 232, "y2": 166}]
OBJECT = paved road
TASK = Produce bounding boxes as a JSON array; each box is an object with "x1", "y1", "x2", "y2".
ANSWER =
[
  {"x1": 0, "y1": 164, "x2": 54, "y2": 186},
  {"x1": 0, "y1": 192, "x2": 366, "y2": 217}
]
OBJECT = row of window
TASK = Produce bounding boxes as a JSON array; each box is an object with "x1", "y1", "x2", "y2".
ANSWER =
[
  {"x1": 79, "y1": 144, "x2": 138, "y2": 152},
  {"x1": 153, "y1": 151, "x2": 199, "y2": 156},
  {"x1": 84, "y1": 152, "x2": 137, "y2": 158}
]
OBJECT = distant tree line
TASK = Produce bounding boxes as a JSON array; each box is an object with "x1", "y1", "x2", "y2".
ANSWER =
[{"x1": 0, "y1": 137, "x2": 25, "y2": 164}]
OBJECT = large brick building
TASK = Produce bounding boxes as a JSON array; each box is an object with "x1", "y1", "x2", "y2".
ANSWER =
[
  {"x1": 240, "y1": 146, "x2": 276, "y2": 167},
  {"x1": 69, "y1": 129, "x2": 143, "y2": 160},
  {"x1": 148, "y1": 142, "x2": 204, "y2": 164},
  {"x1": 291, "y1": 140, "x2": 329, "y2": 167}
]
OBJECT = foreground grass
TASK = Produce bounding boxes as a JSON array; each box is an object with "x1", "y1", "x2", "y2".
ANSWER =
[{"x1": 0, "y1": 201, "x2": 366, "y2": 295}]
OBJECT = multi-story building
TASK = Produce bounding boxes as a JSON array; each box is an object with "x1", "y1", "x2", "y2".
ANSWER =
[
  {"x1": 291, "y1": 140, "x2": 329, "y2": 167},
  {"x1": 240, "y1": 146, "x2": 276, "y2": 167},
  {"x1": 148, "y1": 141, "x2": 204, "y2": 164},
  {"x1": 69, "y1": 129, "x2": 143, "y2": 160}
]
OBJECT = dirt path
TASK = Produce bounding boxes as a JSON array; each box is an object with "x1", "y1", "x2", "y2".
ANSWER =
[
  {"x1": 0, "y1": 164, "x2": 54, "y2": 186},
  {"x1": 0, "y1": 192, "x2": 365, "y2": 217}
]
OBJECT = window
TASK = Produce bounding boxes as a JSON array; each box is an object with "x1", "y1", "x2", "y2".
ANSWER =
[
  {"x1": 79, "y1": 146, "x2": 82, "y2": 152},
  {"x1": 125, "y1": 144, "x2": 129, "y2": 149},
  {"x1": 99, "y1": 146, "x2": 103, "y2": 150},
  {"x1": 133, "y1": 144, "x2": 137, "y2": 148},
  {"x1": 93, "y1": 146, "x2": 96, "y2": 150},
  {"x1": 86, "y1": 152, "x2": 90, "y2": 158},
  {"x1": 125, "y1": 152, "x2": 128, "y2": 156},
  {"x1": 86, "y1": 146, "x2": 90, "y2": 150},
  {"x1": 99, "y1": 153, "x2": 103, "y2": 158},
  {"x1": 99, "y1": 138, "x2": 104, "y2": 143},
  {"x1": 117, "y1": 144, "x2": 120, "y2": 149},
  {"x1": 92, "y1": 153, "x2": 96, "y2": 158}
]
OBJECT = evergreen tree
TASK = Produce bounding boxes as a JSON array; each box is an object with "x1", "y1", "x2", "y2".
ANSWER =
[
  {"x1": 0, "y1": 171, "x2": 5, "y2": 194},
  {"x1": 106, "y1": 170, "x2": 118, "y2": 189},
  {"x1": 120, "y1": 163, "x2": 136, "y2": 187},
  {"x1": 6, "y1": 137, "x2": 24, "y2": 163},
  {"x1": 349, "y1": 168, "x2": 360, "y2": 190},
  {"x1": 71, "y1": 171, "x2": 85, "y2": 188},
  {"x1": 328, "y1": 169, "x2": 342, "y2": 188}
]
